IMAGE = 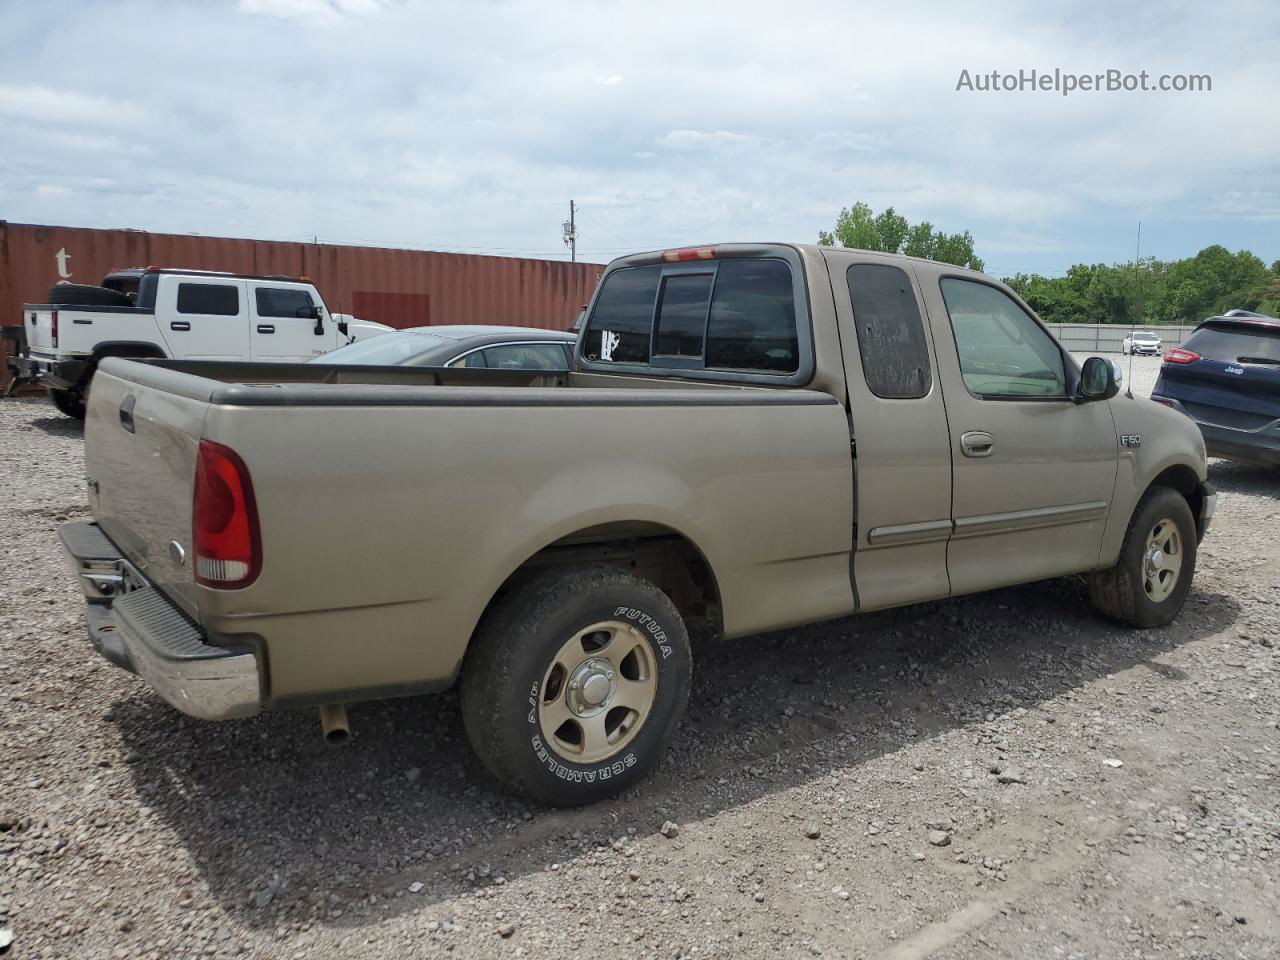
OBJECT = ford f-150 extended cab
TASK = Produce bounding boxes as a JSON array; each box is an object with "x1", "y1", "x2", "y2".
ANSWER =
[
  {"x1": 59, "y1": 244, "x2": 1216, "y2": 805},
  {"x1": 8, "y1": 267, "x2": 391, "y2": 417}
]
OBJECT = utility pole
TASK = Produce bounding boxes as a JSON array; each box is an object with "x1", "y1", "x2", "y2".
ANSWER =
[{"x1": 562, "y1": 200, "x2": 577, "y2": 262}]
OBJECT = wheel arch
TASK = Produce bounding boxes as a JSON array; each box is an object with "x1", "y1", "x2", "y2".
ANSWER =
[
  {"x1": 479, "y1": 519, "x2": 724, "y2": 643},
  {"x1": 83, "y1": 341, "x2": 168, "y2": 388},
  {"x1": 90, "y1": 340, "x2": 168, "y2": 363},
  {"x1": 1146, "y1": 462, "x2": 1207, "y2": 539}
]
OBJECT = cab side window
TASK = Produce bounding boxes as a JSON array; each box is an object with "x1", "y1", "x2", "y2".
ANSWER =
[
  {"x1": 846, "y1": 264, "x2": 932, "y2": 399},
  {"x1": 940, "y1": 278, "x2": 1066, "y2": 399},
  {"x1": 177, "y1": 283, "x2": 238, "y2": 316},
  {"x1": 256, "y1": 287, "x2": 315, "y2": 318}
]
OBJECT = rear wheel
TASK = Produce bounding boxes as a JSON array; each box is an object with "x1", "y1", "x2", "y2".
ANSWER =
[
  {"x1": 461, "y1": 564, "x2": 691, "y2": 806},
  {"x1": 48, "y1": 387, "x2": 86, "y2": 419},
  {"x1": 1088, "y1": 486, "x2": 1197, "y2": 627}
]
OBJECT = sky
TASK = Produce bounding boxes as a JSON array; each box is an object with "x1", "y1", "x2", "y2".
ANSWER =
[{"x1": 1, "y1": 0, "x2": 1277, "y2": 277}]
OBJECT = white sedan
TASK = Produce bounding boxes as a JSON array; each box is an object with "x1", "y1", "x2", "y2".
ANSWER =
[{"x1": 1121, "y1": 331, "x2": 1163, "y2": 355}]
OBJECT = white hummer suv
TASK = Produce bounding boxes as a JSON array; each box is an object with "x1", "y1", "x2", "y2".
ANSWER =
[{"x1": 7, "y1": 267, "x2": 391, "y2": 417}]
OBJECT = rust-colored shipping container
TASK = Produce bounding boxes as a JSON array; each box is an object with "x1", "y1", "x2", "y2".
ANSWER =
[{"x1": 0, "y1": 221, "x2": 605, "y2": 389}]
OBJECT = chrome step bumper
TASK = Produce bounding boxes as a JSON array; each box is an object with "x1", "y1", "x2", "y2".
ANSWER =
[{"x1": 58, "y1": 521, "x2": 262, "y2": 720}]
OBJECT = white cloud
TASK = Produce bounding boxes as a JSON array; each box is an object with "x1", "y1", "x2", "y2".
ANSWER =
[
  {"x1": 0, "y1": 0, "x2": 1275, "y2": 274},
  {"x1": 238, "y1": 0, "x2": 386, "y2": 24},
  {"x1": 0, "y1": 84, "x2": 141, "y2": 126},
  {"x1": 658, "y1": 130, "x2": 759, "y2": 150}
]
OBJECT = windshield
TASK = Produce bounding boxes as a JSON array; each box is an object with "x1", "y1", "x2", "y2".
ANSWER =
[
  {"x1": 1133, "y1": 332, "x2": 1159, "y2": 340},
  {"x1": 310, "y1": 332, "x2": 451, "y2": 365}
]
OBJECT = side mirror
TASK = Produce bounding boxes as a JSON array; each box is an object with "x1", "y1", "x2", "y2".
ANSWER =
[
  {"x1": 310, "y1": 305, "x2": 325, "y2": 336},
  {"x1": 1076, "y1": 356, "x2": 1120, "y2": 403}
]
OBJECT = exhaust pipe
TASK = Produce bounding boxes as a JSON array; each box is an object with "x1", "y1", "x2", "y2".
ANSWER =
[{"x1": 319, "y1": 704, "x2": 350, "y2": 745}]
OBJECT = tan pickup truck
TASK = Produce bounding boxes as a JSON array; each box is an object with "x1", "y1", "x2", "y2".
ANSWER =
[{"x1": 61, "y1": 244, "x2": 1216, "y2": 805}]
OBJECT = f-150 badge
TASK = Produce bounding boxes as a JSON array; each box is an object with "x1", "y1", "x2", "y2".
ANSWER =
[{"x1": 1121, "y1": 434, "x2": 1142, "y2": 448}]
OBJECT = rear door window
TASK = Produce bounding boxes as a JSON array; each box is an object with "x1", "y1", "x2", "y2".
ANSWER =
[
  {"x1": 177, "y1": 283, "x2": 239, "y2": 316},
  {"x1": 1182, "y1": 324, "x2": 1280, "y2": 363},
  {"x1": 846, "y1": 264, "x2": 932, "y2": 398},
  {"x1": 583, "y1": 258, "x2": 799, "y2": 374}
]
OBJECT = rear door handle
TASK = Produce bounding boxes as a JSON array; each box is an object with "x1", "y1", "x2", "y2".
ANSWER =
[
  {"x1": 170, "y1": 321, "x2": 191, "y2": 331},
  {"x1": 256, "y1": 324, "x2": 275, "y2": 334},
  {"x1": 961, "y1": 430, "x2": 995, "y2": 458}
]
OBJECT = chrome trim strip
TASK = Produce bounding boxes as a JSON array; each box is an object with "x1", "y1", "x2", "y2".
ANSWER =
[
  {"x1": 867, "y1": 518, "x2": 953, "y2": 547},
  {"x1": 952, "y1": 500, "x2": 1109, "y2": 539}
]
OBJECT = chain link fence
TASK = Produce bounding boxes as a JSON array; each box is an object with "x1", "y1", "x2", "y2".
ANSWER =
[{"x1": 1045, "y1": 323, "x2": 1197, "y2": 354}]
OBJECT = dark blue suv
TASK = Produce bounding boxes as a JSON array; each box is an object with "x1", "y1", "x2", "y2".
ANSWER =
[{"x1": 1153, "y1": 310, "x2": 1280, "y2": 466}]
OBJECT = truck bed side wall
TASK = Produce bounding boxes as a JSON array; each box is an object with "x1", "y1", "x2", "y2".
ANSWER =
[{"x1": 192, "y1": 393, "x2": 854, "y2": 704}]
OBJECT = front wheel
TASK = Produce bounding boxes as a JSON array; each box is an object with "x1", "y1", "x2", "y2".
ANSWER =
[
  {"x1": 48, "y1": 388, "x2": 86, "y2": 419},
  {"x1": 461, "y1": 564, "x2": 692, "y2": 805},
  {"x1": 1088, "y1": 486, "x2": 1197, "y2": 628}
]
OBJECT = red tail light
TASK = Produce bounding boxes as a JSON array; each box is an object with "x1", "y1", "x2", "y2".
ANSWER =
[
  {"x1": 192, "y1": 439, "x2": 261, "y2": 588},
  {"x1": 51, "y1": 309, "x2": 59, "y2": 348},
  {"x1": 1163, "y1": 348, "x2": 1199, "y2": 365},
  {"x1": 661, "y1": 246, "x2": 717, "y2": 262}
]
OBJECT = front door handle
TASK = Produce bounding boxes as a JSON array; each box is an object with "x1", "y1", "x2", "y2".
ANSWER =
[
  {"x1": 961, "y1": 430, "x2": 995, "y2": 458},
  {"x1": 256, "y1": 324, "x2": 275, "y2": 334},
  {"x1": 170, "y1": 321, "x2": 191, "y2": 332}
]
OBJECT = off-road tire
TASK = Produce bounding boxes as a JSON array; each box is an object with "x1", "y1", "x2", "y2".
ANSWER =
[
  {"x1": 46, "y1": 283, "x2": 131, "y2": 307},
  {"x1": 1088, "y1": 486, "x2": 1196, "y2": 628},
  {"x1": 461, "y1": 564, "x2": 692, "y2": 806},
  {"x1": 48, "y1": 387, "x2": 86, "y2": 419}
]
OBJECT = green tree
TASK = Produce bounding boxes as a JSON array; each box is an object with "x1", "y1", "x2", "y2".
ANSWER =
[
  {"x1": 818, "y1": 202, "x2": 984, "y2": 271},
  {"x1": 1150, "y1": 245, "x2": 1270, "y2": 323},
  {"x1": 1003, "y1": 246, "x2": 1275, "y2": 326}
]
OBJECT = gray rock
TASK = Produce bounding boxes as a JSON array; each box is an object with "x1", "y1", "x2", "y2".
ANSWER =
[
  {"x1": 660, "y1": 821, "x2": 679, "y2": 839},
  {"x1": 804, "y1": 824, "x2": 822, "y2": 840},
  {"x1": 927, "y1": 830, "x2": 952, "y2": 847}
]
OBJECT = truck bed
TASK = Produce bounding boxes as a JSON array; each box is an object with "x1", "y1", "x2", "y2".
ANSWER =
[{"x1": 85, "y1": 357, "x2": 853, "y2": 705}]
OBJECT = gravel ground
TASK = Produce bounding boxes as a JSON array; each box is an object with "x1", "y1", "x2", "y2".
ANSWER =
[{"x1": 2, "y1": 355, "x2": 1278, "y2": 960}]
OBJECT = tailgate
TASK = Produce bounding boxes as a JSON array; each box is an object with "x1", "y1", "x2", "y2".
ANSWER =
[
  {"x1": 26, "y1": 307, "x2": 57, "y2": 354},
  {"x1": 84, "y1": 366, "x2": 210, "y2": 619}
]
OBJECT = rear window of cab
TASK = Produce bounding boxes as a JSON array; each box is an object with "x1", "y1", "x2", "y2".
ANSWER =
[{"x1": 581, "y1": 258, "x2": 800, "y2": 375}]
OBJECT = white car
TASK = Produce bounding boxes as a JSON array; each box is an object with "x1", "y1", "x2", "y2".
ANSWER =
[
  {"x1": 8, "y1": 268, "x2": 392, "y2": 417},
  {"x1": 1122, "y1": 331, "x2": 1162, "y2": 356}
]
